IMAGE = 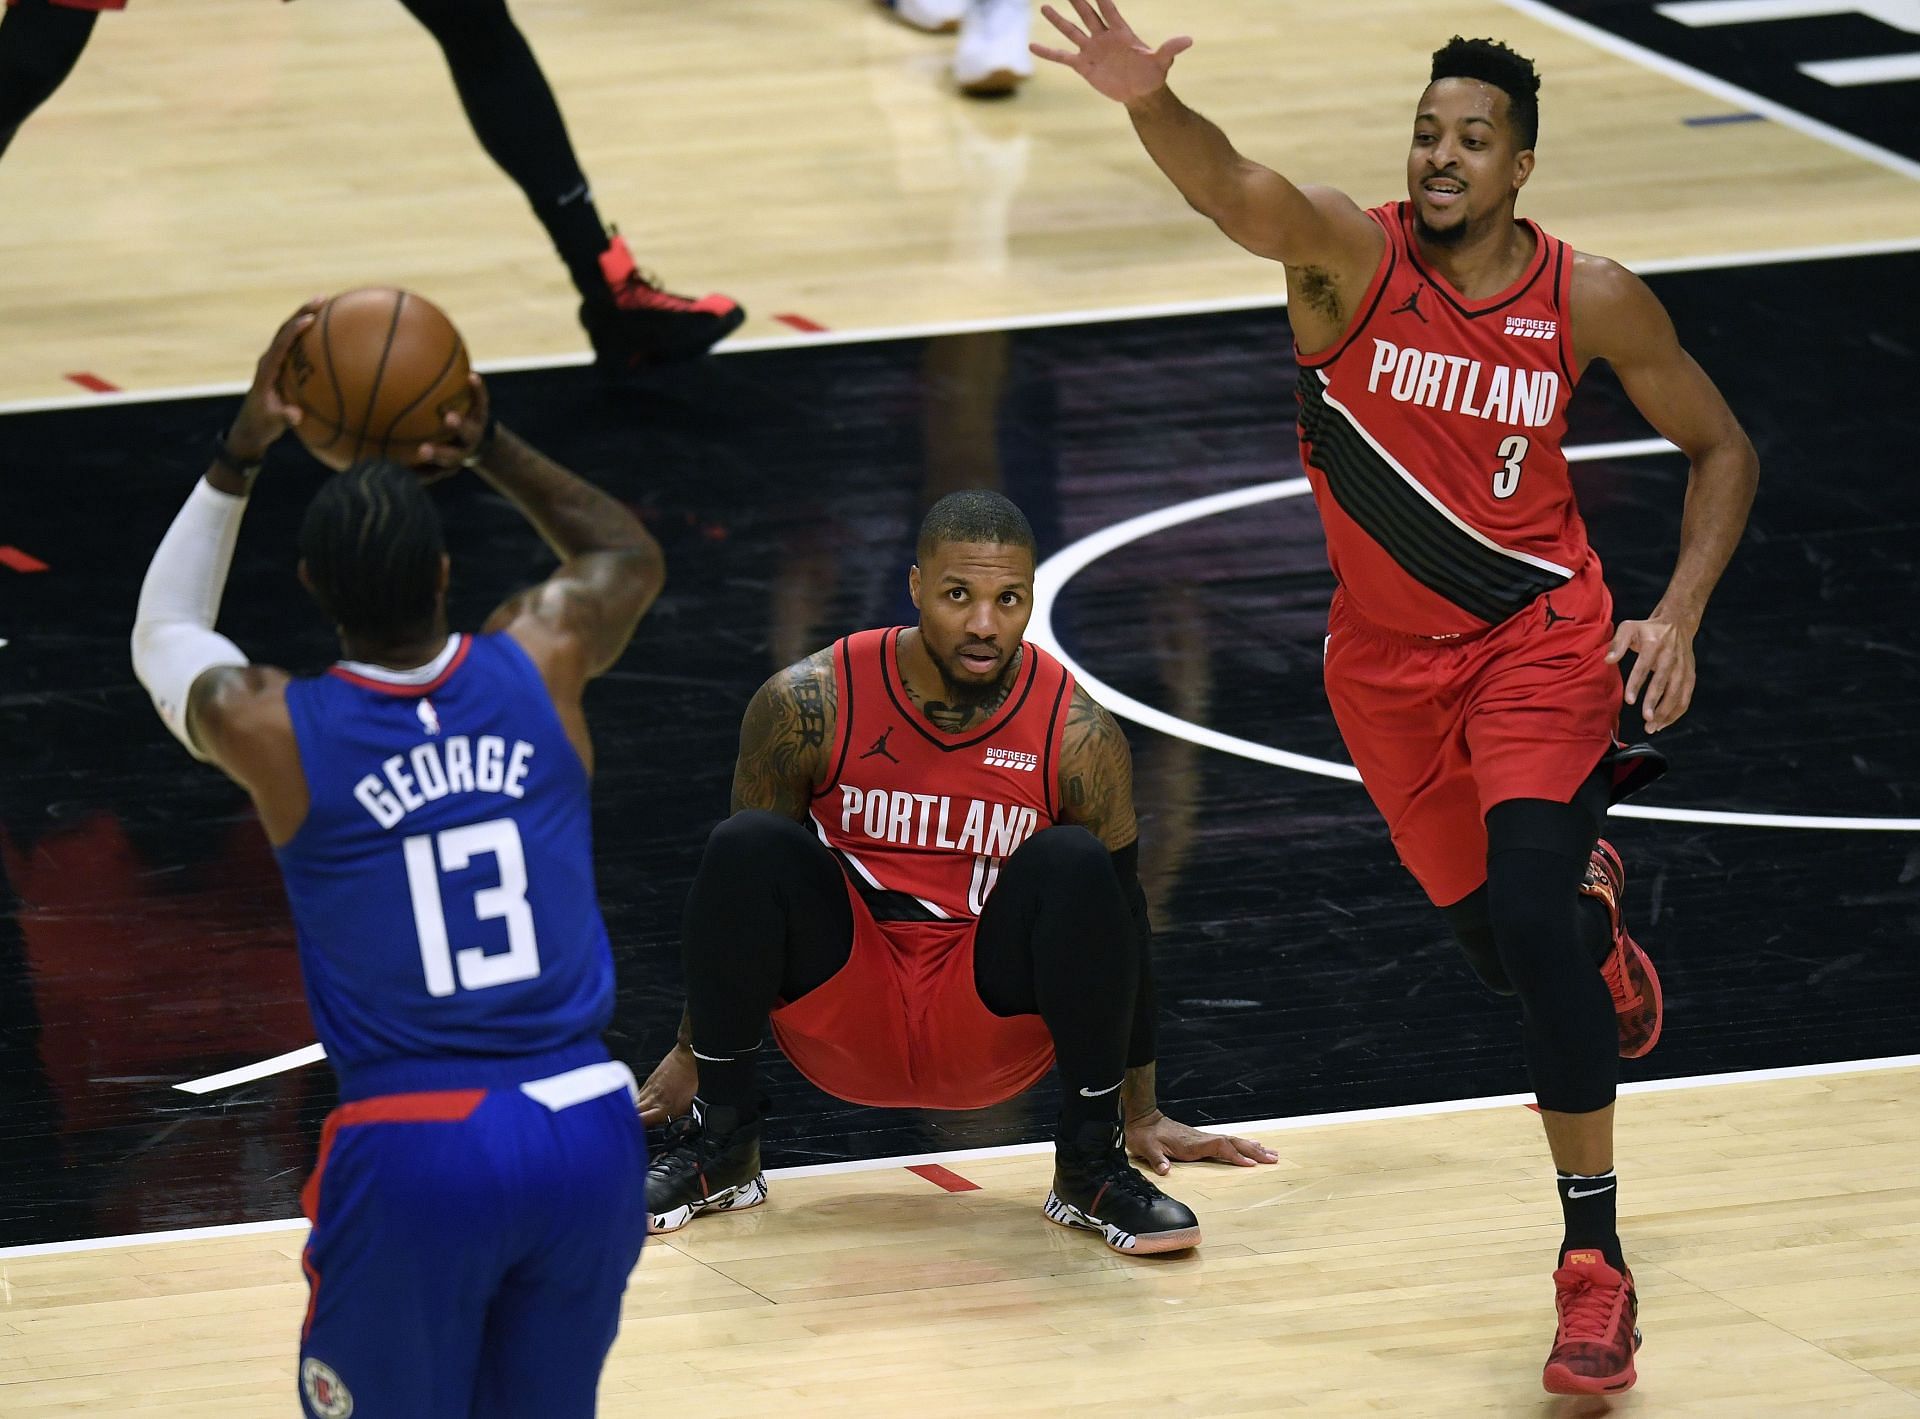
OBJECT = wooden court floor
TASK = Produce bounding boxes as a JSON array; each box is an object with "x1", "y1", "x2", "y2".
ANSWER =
[
  {"x1": 0, "y1": 0, "x2": 1916, "y2": 400},
  {"x1": 3, "y1": 1065, "x2": 1917, "y2": 1416}
]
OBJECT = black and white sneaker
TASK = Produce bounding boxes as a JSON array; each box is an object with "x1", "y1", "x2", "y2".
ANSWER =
[
  {"x1": 1044, "y1": 1120, "x2": 1201, "y2": 1255},
  {"x1": 645, "y1": 1099, "x2": 768, "y2": 1235}
]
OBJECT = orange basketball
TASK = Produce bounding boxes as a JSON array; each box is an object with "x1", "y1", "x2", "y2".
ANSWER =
[{"x1": 279, "y1": 288, "x2": 472, "y2": 471}]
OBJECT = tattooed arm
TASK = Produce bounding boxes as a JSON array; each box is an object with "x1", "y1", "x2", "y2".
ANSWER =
[
  {"x1": 730, "y1": 647, "x2": 837, "y2": 821},
  {"x1": 637, "y1": 647, "x2": 839, "y2": 1124},
  {"x1": 1058, "y1": 684, "x2": 1276, "y2": 1173},
  {"x1": 1058, "y1": 683, "x2": 1139, "y2": 851}
]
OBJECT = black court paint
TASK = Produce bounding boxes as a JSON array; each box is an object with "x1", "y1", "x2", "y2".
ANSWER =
[{"x1": 0, "y1": 252, "x2": 1916, "y2": 1248}]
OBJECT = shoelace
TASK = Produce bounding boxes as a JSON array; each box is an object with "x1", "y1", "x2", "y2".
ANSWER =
[
  {"x1": 1556, "y1": 1273, "x2": 1625, "y2": 1345},
  {"x1": 1084, "y1": 1151, "x2": 1165, "y2": 1203},
  {"x1": 610, "y1": 267, "x2": 710, "y2": 314}
]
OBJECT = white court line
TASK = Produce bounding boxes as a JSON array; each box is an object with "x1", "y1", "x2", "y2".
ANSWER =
[
  {"x1": 1801, "y1": 53, "x2": 1920, "y2": 86},
  {"x1": 1026, "y1": 451, "x2": 1920, "y2": 833},
  {"x1": 1499, "y1": 0, "x2": 1920, "y2": 182},
  {"x1": 3, "y1": 238, "x2": 1919, "y2": 417},
  {"x1": 172, "y1": 1042, "x2": 327, "y2": 1095},
  {"x1": 8, "y1": 1052, "x2": 1916, "y2": 1261},
  {"x1": 1657, "y1": 0, "x2": 1920, "y2": 26}
]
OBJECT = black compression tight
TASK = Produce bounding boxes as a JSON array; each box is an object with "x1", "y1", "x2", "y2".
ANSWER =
[
  {"x1": 0, "y1": 0, "x2": 98, "y2": 162},
  {"x1": 395, "y1": 0, "x2": 608, "y2": 299},
  {"x1": 682, "y1": 812, "x2": 1139, "y2": 1123},
  {"x1": 1440, "y1": 768, "x2": 1619, "y2": 1115}
]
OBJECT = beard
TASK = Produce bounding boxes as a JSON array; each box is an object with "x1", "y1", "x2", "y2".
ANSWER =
[
  {"x1": 1412, "y1": 207, "x2": 1470, "y2": 247},
  {"x1": 930, "y1": 642, "x2": 1019, "y2": 703}
]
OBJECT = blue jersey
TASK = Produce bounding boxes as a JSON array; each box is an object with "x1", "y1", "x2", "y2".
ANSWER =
[{"x1": 276, "y1": 632, "x2": 614, "y2": 1100}]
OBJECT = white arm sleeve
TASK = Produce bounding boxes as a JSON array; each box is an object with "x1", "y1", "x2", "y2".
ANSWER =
[{"x1": 131, "y1": 478, "x2": 253, "y2": 761}]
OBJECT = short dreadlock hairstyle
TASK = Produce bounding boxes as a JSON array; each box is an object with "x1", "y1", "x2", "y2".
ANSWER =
[
  {"x1": 298, "y1": 459, "x2": 446, "y2": 640},
  {"x1": 1430, "y1": 36, "x2": 1540, "y2": 150},
  {"x1": 916, "y1": 489, "x2": 1036, "y2": 565}
]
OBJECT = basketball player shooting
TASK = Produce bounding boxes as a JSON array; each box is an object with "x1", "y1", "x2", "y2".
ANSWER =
[
  {"x1": 1037, "y1": 1, "x2": 1759, "y2": 1395},
  {"x1": 638, "y1": 490, "x2": 1277, "y2": 1255},
  {"x1": 131, "y1": 302, "x2": 664, "y2": 1419}
]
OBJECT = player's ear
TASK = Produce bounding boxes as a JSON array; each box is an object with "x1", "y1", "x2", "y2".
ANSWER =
[
  {"x1": 908, "y1": 563, "x2": 922, "y2": 610},
  {"x1": 436, "y1": 554, "x2": 451, "y2": 596},
  {"x1": 1513, "y1": 147, "x2": 1534, "y2": 192},
  {"x1": 296, "y1": 558, "x2": 315, "y2": 597}
]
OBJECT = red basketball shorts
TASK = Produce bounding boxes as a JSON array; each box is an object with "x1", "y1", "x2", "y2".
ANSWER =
[
  {"x1": 768, "y1": 877, "x2": 1055, "y2": 1111},
  {"x1": 1323, "y1": 553, "x2": 1621, "y2": 907},
  {"x1": 6, "y1": 0, "x2": 127, "y2": 10}
]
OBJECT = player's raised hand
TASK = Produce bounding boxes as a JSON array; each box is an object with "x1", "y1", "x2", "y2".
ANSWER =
[
  {"x1": 1126, "y1": 1109, "x2": 1278, "y2": 1174},
  {"x1": 226, "y1": 296, "x2": 325, "y2": 462},
  {"x1": 413, "y1": 372, "x2": 493, "y2": 482},
  {"x1": 637, "y1": 1042, "x2": 699, "y2": 1127},
  {"x1": 1032, "y1": 0, "x2": 1192, "y2": 104},
  {"x1": 1606, "y1": 614, "x2": 1697, "y2": 734}
]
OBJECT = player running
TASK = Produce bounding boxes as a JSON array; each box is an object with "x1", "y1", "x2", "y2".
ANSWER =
[{"x1": 1037, "y1": 2, "x2": 1758, "y2": 1394}]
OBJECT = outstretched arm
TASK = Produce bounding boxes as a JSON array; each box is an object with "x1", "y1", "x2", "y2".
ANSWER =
[
  {"x1": 1573, "y1": 256, "x2": 1759, "y2": 734},
  {"x1": 1034, "y1": 0, "x2": 1380, "y2": 274},
  {"x1": 1056, "y1": 686, "x2": 1276, "y2": 1172}
]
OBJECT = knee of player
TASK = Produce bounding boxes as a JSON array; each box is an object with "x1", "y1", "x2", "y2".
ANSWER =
[
  {"x1": 1018, "y1": 824, "x2": 1109, "y2": 878},
  {"x1": 704, "y1": 809, "x2": 804, "y2": 865}
]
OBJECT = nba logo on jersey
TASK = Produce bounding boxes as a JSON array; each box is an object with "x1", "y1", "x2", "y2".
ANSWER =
[{"x1": 417, "y1": 699, "x2": 441, "y2": 736}]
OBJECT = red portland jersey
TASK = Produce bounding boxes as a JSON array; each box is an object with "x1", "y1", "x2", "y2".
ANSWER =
[
  {"x1": 1296, "y1": 201, "x2": 1597, "y2": 637},
  {"x1": 811, "y1": 628, "x2": 1075, "y2": 922}
]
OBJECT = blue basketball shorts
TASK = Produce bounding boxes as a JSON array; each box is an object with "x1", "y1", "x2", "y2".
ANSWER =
[{"x1": 297, "y1": 1060, "x2": 648, "y2": 1419}]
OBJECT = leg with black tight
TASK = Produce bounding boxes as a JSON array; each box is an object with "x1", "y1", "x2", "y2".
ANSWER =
[
  {"x1": 1442, "y1": 766, "x2": 1614, "y2": 996},
  {"x1": 0, "y1": 0, "x2": 98, "y2": 162},
  {"x1": 679, "y1": 810, "x2": 853, "y2": 1116},
  {"x1": 973, "y1": 826, "x2": 1139, "y2": 1135},
  {"x1": 393, "y1": 0, "x2": 611, "y2": 302},
  {"x1": 1481, "y1": 772, "x2": 1627, "y2": 1266}
]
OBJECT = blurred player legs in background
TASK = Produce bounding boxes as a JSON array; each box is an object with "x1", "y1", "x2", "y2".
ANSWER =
[
  {"x1": 0, "y1": 0, "x2": 742, "y2": 377},
  {"x1": 879, "y1": 0, "x2": 1035, "y2": 97}
]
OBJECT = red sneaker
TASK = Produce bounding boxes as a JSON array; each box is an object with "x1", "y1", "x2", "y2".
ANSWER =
[
  {"x1": 1544, "y1": 1250, "x2": 1641, "y2": 1395},
  {"x1": 1581, "y1": 839, "x2": 1664, "y2": 1059},
  {"x1": 581, "y1": 231, "x2": 744, "y2": 374}
]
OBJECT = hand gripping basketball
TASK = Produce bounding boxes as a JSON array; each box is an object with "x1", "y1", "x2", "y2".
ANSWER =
[
  {"x1": 225, "y1": 297, "x2": 327, "y2": 463},
  {"x1": 410, "y1": 373, "x2": 493, "y2": 484}
]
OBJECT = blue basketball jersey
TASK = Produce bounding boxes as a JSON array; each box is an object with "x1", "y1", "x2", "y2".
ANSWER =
[{"x1": 276, "y1": 632, "x2": 614, "y2": 1100}]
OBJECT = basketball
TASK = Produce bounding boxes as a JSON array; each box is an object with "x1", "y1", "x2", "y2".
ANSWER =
[{"x1": 278, "y1": 288, "x2": 472, "y2": 470}]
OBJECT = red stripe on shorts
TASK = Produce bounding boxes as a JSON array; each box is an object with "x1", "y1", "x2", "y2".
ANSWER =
[{"x1": 299, "y1": 1088, "x2": 486, "y2": 1340}]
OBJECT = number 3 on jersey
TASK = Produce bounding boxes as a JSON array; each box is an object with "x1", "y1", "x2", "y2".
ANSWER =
[
  {"x1": 403, "y1": 818, "x2": 541, "y2": 997},
  {"x1": 1492, "y1": 434, "x2": 1529, "y2": 500}
]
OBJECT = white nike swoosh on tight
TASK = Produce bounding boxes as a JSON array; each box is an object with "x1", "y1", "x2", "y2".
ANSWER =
[
  {"x1": 1078, "y1": 1082, "x2": 1122, "y2": 1098},
  {"x1": 1566, "y1": 1185, "x2": 1617, "y2": 1199}
]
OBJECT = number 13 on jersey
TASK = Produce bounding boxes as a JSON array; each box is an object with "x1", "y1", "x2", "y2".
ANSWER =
[{"x1": 403, "y1": 818, "x2": 542, "y2": 996}]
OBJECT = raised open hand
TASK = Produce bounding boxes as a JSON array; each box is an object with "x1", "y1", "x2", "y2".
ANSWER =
[{"x1": 1031, "y1": 0, "x2": 1191, "y2": 104}]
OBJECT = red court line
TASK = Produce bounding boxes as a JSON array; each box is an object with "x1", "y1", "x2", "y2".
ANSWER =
[
  {"x1": 63, "y1": 372, "x2": 120, "y2": 394},
  {"x1": 906, "y1": 1163, "x2": 980, "y2": 1193},
  {"x1": 774, "y1": 313, "x2": 829, "y2": 333},
  {"x1": 0, "y1": 546, "x2": 49, "y2": 573}
]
